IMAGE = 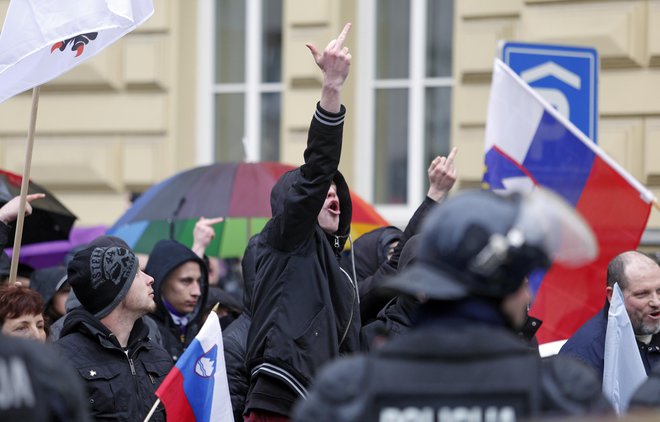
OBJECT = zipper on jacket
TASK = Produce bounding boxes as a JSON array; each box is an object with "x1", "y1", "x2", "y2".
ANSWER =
[
  {"x1": 338, "y1": 266, "x2": 358, "y2": 348},
  {"x1": 334, "y1": 235, "x2": 339, "y2": 249},
  {"x1": 338, "y1": 235, "x2": 359, "y2": 348},
  {"x1": 128, "y1": 357, "x2": 137, "y2": 376},
  {"x1": 148, "y1": 372, "x2": 156, "y2": 385}
]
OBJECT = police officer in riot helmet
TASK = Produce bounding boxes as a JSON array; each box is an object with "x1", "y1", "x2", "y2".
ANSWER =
[{"x1": 293, "y1": 188, "x2": 613, "y2": 422}]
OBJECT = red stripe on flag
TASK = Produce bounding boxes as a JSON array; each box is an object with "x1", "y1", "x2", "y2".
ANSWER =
[
  {"x1": 155, "y1": 367, "x2": 196, "y2": 422},
  {"x1": 531, "y1": 156, "x2": 651, "y2": 343}
]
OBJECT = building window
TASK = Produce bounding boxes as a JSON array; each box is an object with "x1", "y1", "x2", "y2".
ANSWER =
[
  {"x1": 198, "y1": 0, "x2": 283, "y2": 164},
  {"x1": 357, "y1": 0, "x2": 453, "y2": 224}
]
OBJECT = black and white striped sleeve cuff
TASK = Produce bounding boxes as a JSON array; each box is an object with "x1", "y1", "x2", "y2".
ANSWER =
[{"x1": 314, "y1": 103, "x2": 346, "y2": 126}]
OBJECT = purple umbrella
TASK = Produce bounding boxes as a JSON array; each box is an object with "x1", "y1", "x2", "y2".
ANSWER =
[{"x1": 4, "y1": 225, "x2": 107, "y2": 269}]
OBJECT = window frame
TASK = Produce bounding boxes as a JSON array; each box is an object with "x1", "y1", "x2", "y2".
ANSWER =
[
  {"x1": 356, "y1": 0, "x2": 454, "y2": 225},
  {"x1": 197, "y1": 0, "x2": 283, "y2": 164}
]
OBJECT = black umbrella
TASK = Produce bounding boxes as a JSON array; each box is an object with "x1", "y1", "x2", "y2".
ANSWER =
[{"x1": 0, "y1": 169, "x2": 76, "y2": 245}]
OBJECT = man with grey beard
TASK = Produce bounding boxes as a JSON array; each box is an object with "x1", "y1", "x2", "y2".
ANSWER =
[{"x1": 561, "y1": 250, "x2": 660, "y2": 380}]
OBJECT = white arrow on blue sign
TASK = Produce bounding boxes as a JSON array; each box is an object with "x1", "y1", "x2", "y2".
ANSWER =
[{"x1": 499, "y1": 42, "x2": 599, "y2": 143}]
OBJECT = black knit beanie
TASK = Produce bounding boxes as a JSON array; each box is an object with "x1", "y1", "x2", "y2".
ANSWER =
[{"x1": 67, "y1": 236, "x2": 138, "y2": 319}]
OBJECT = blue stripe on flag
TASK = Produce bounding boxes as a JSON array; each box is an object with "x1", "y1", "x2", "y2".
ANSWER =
[
  {"x1": 484, "y1": 148, "x2": 529, "y2": 190},
  {"x1": 522, "y1": 111, "x2": 595, "y2": 206},
  {"x1": 178, "y1": 339, "x2": 217, "y2": 422}
]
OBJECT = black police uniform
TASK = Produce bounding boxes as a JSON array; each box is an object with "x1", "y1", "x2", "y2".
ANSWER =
[
  {"x1": 293, "y1": 189, "x2": 613, "y2": 421},
  {"x1": 293, "y1": 303, "x2": 611, "y2": 422}
]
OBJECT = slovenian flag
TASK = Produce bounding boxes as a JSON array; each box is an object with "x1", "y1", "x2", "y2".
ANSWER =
[
  {"x1": 155, "y1": 312, "x2": 233, "y2": 422},
  {"x1": 483, "y1": 59, "x2": 655, "y2": 344}
]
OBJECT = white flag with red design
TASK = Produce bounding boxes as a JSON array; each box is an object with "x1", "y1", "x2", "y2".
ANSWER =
[{"x1": 0, "y1": 0, "x2": 154, "y2": 104}]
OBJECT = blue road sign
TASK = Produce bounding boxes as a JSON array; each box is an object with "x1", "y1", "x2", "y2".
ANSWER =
[{"x1": 500, "y1": 42, "x2": 599, "y2": 143}]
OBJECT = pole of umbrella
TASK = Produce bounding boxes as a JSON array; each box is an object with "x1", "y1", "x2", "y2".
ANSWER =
[{"x1": 9, "y1": 86, "x2": 40, "y2": 284}]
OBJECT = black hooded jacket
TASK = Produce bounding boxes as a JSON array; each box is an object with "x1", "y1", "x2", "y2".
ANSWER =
[
  {"x1": 55, "y1": 308, "x2": 172, "y2": 421},
  {"x1": 294, "y1": 301, "x2": 612, "y2": 422},
  {"x1": 360, "y1": 235, "x2": 421, "y2": 350},
  {"x1": 245, "y1": 103, "x2": 361, "y2": 416},
  {"x1": 340, "y1": 226, "x2": 401, "y2": 320},
  {"x1": 342, "y1": 226, "x2": 402, "y2": 282},
  {"x1": 342, "y1": 196, "x2": 438, "y2": 324},
  {"x1": 144, "y1": 240, "x2": 209, "y2": 362},
  {"x1": 223, "y1": 234, "x2": 259, "y2": 422}
]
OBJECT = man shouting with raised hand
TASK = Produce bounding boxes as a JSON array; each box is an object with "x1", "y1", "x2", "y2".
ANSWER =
[{"x1": 244, "y1": 23, "x2": 359, "y2": 422}]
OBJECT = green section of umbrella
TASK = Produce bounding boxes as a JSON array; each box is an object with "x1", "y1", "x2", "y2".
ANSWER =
[
  {"x1": 250, "y1": 218, "x2": 269, "y2": 237},
  {"x1": 174, "y1": 219, "x2": 197, "y2": 246},
  {"x1": 128, "y1": 217, "x2": 272, "y2": 258},
  {"x1": 218, "y1": 218, "x2": 248, "y2": 257},
  {"x1": 133, "y1": 220, "x2": 169, "y2": 255}
]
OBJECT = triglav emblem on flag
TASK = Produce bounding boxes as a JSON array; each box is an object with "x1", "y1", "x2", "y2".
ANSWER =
[
  {"x1": 0, "y1": 0, "x2": 154, "y2": 104},
  {"x1": 483, "y1": 59, "x2": 655, "y2": 344},
  {"x1": 195, "y1": 347, "x2": 217, "y2": 378}
]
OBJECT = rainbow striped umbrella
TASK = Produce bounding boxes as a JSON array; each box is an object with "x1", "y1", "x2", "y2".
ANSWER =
[{"x1": 107, "y1": 162, "x2": 388, "y2": 258}]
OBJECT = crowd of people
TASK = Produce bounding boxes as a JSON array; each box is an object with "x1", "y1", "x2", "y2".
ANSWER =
[{"x1": 2, "y1": 22, "x2": 660, "y2": 421}]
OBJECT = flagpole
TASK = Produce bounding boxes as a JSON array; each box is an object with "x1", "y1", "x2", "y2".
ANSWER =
[
  {"x1": 144, "y1": 398, "x2": 161, "y2": 422},
  {"x1": 9, "y1": 86, "x2": 40, "y2": 283}
]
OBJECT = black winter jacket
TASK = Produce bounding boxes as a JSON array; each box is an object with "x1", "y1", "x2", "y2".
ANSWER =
[
  {"x1": 55, "y1": 308, "x2": 173, "y2": 421},
  {"x1": 223, "y1": 314, "x2": 251, "y2": 421},
  {"x1": 360, "y1": 234, "x2": 421, "y2": 350},
  {"x1": 144, "y1": 239, "x2": 209, "y2": 362},
  {"x1": 345, "y1": 198, "x2": 435, "y2": 324},
  {"x1": 340, "y1": 226, "x2": 402, "y2": 322},
  {"x1": 223, "y1": 234, "x2": 258, "y2": 421},
  {"x1": 294, "y1": 306, "x2": 613, "y2": 422},
  {"x1": 245, "y1": 103, "x2": 361, "y2": 416},
  {"x1": 360, "y1": 295, "x2": 418, "y2": 350}
]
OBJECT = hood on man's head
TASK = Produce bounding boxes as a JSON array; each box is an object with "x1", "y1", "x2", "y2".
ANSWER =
[
  {"x1": 144, "y1": 239, "x2": 209, "y2": 319},
  {"x1": 398, "y1": 234, "x2": 421, "y2": 271},
  {"x1": 331, "y1": 170, "x2": 352, "y2": 245},
  {"x1": 270, "y1": 169, "x2": 299, "y2": 217},
  {"x1": 269, "y1": 167, "x2": 352, "y2": 249},
  {"x1": 344, "y1": 226, "x2": 403, "y2": 281}
]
